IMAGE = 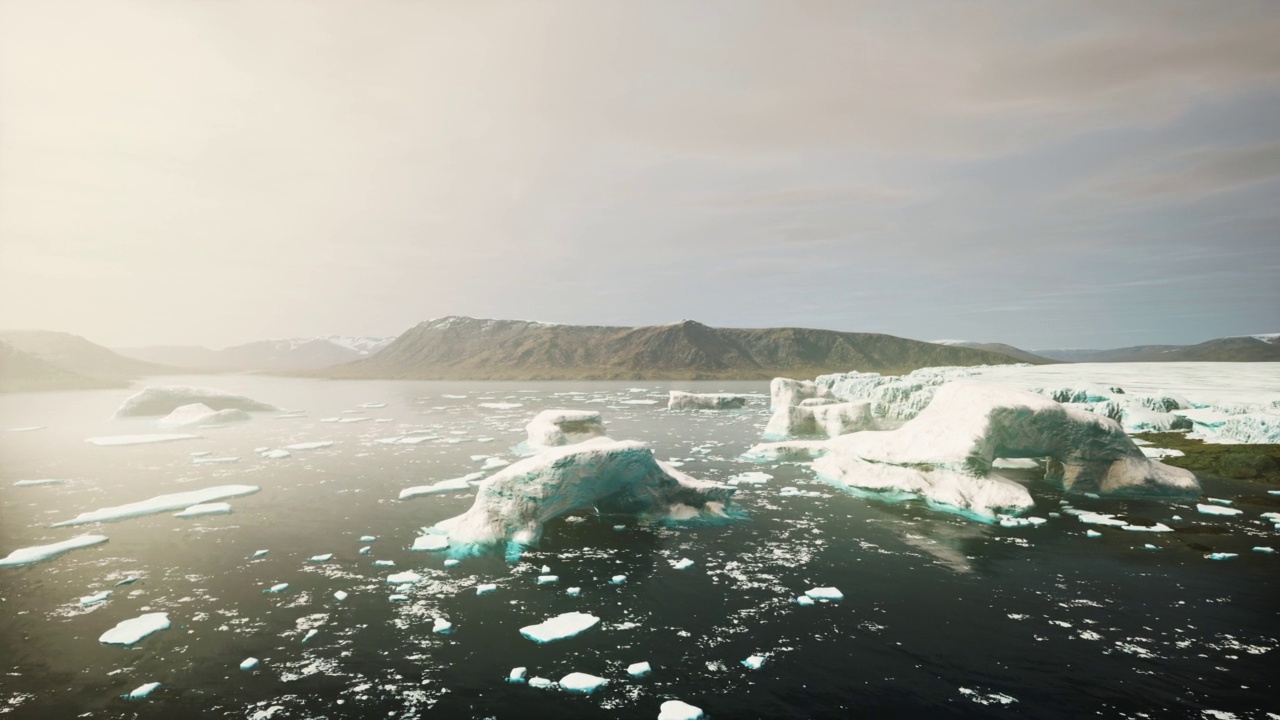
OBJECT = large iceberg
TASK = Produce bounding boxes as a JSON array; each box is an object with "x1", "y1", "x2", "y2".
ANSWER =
[
  {"x1": 770, "y1": 378, "x2": 833, "y2": 409},
  {"x1": 0, "y1": 534, "x2": 108, "y2": 567},
  {"x1": 762, "y1": 401, "x2": 875, "y2": 440},
  {"x1": 814, "y1": 382, "x2": 1198, "y2": 518},
  {"x1": 158, "y1": 403, "x2": 252, "y2": 427},
  {"x1": 667, "y1": 391, "x2": 748, "y2": 411},
  {"x1": 114, "y1": 386, "x2": 277, "y2": 418},
  {"x1": 51, "y1": 485, "x2": 260, "y2": 527},
  {"x1": 432, "y1": 438, "x2": 734, "y2": 551},
  {"x1": 524, "y1": 409, "x2": 607, "y2": 450},
  {"x1": 813, "y1": 367, "x2": 984, "y2": 421}
]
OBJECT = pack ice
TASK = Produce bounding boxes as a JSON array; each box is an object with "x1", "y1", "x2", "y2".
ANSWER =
[
  {"x1": 524, "y1": 409, "x2": 607, "y2": 450},
  {"x1": 0, "y1": 534, "x2": 108, "y2": 567},
  {"x1": 667, "y1": 391, "x2": 748, "y2": 410},
  {"x1": 432, "y1": 438, "x2": 734, "y2": 550},
  {"x1": 99, "y1": 612, "x2": 170, "y2": 645},
  {"x1": 113, "y1": 386, "x2": 277, "y2": 418},
  {"x1": 158, "y1": 403, "x2": 252, "y2": 427},
  {"x1": 51, "y1": 485, "x2": 260, "y2": 527},
  {"x1": 811, "y1": 382, "x2": 1198, "y2": 519}
]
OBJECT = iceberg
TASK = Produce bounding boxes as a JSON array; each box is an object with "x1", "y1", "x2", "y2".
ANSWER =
[
  {"x1": 519, "y1": 611, "x2": 600, "y2": 643},
  {"x1": 174, "y1": 502, "x2": 232, "y2": 518},
  {"x1": 667, "y1": 391, "x2": 748, "y2": 411},
  {"x1": 99, "y1": 612, "x2": 170, "y2": 645},
  {"x1": 398, "y1": 473, "x2": 484, "y2": 500},
  {"x1": 159, "y1": 403, "x2": 252, "y2": 427},
  {"x1": 507, "y1": 667, "x2": 527, "y2": 683},
  {"x1": 86, "y1": 434, "x2": 201, "y2": 447},
  {"x1": 0, "y1": 534, "x2": 108, "y2": 567},
  {"x1": 114, "y1": 386, "x2": 276, "y2": 418},
  {"x1": 762, "y1": 401, "x2": 875, "y2": 440},
  {"x1": 125, "y1": 682, "x2": 161, "y2": 700},
  {"x1": 770, "y1": 378, "x2": 833, "y2": 409},
  {"x1": 659, "y1": 700, "x2": 705, "y2": 720},
  {"x1": 433, "y1": 438, "x2": 734, "y2": 551},
  {"x1": 51, "y1": 485, "x2": 260, "y2": 527},
  {"x1": 524, "y1": 409, "x2": 608, "y2": 450},
  {"x1": 559, "y1": 672, "x2": 608, "y2": 694}
]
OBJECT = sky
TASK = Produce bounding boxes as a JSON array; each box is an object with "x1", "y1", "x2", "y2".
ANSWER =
[{"x1": 1, "y1": 0, "x2": 1278, "y2": 351}]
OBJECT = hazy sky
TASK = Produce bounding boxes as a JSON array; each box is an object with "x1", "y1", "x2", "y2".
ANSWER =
[{"x1": 2, "y1": 1, "x2": 1278, "y2": 350}]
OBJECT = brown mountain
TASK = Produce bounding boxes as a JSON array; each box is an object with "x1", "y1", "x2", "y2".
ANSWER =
[
  {"x1": 1036, "y1": 335, "x2": 1280, "y2": 363},
  {"x1": 942, "y1": 341, "x2": 1058, "y2": 364},
  {"x1": 318, "y1": 317, "x2": 1048, "y2": 381},
  {"x1": 0, "y1": 330, "x2": 177, "y2": 379},
  {"x1": 0, "y1": 341, "x2": 124, "y2": 392}
]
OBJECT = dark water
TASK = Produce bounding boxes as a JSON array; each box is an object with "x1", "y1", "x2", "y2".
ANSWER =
[{"x1": 1, "y1": 376, "x2": 1276, "y2": 719}]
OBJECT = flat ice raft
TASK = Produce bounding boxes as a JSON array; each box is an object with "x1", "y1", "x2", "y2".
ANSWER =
[
  {"x1": 0, "y1": 534, "x2": 108, "y2": 567},
  {"x1": 114, "y1": 386, "x2": 277, "y2": 417},
  {"x1": 51, "y1": 485, "x2": 260, "y2": 527},
  {"x1": 99, "y1": 612, "x2": 170, "y2": 646},
  {"x1": 85, "y1": 434, "x2": 201, "y2": 447},
  {"x1": 667, "y1": 391, "x2": 749, "y2": 410},
  {"x1": 520, "y1": 612, "x2": 600, "y2": 643},
  {"x1": 433, "y1": 438, "x2": 734, "y2": 549}
]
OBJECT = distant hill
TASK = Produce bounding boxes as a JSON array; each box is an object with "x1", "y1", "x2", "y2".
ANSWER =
[
  {"x1": 317, "y1": 317, "x2": 1044, "y2": 381},
  {"x1": 933, "y1": 340, "x2": 1057, "y2": 364},
  {"x1": 0, "y1": 341, "x2": 124, "y2": 392},
  {"x1": 118, "y1": 336, "x2": 394, "y2": 372},
  {"x1": 1036, "y1": 334, "x2": 1280, "y2": 363},
  {"x1": 0, "y1": 330, "x2": 176, "y2": 383}
]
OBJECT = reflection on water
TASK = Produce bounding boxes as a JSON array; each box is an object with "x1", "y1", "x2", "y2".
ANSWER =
[{"x1": 0, "y1": 376, "x2": 1276, "y2": 718}]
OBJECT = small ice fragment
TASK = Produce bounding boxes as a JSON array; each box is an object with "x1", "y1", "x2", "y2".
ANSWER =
[
  {"x1": 359, "y1": 546, "x2": 371, "y2": 555},
  {"x1": 672, "y1": 558, "x2": 695, "y2": 570},
  {"x1": 566, "y1": 587, "x2": 581, "y2": 596},
  {"x1": 373, "y1": 560, "x2": 395, "y2": 567},
  {"x1": 627, "y1": 661, "x2": 651, "y2": 677},
  {"x1": 1143, "y1": 544, "x2": 1159, "y2": 551},
  {"x1": 476, "y1": 583, "x2": 497, "y2": 595},
  {"x1": 359, "y1": 535, "x2": 376, "y2": 542},
  {"x1": 1205, "y1": 497, "x2": 1232, "y2": 505},
  {"x1": 613, "y1": 524, "x2": 626, "y2": 531},
  {"x1": 507, "y1": 667, "x2": 527, "y2": 684},
  {"x1": 260, "y1": 449, "x2": 290, "y2": 459},
  {"x1": 411, "y1": 535, "x2": 449, "y2": 551},
  {"x1": 1121, "y1": 523, "x2": 1173, "y2": 533},
  {"x1": 99, "y1": 613, "x2": 170, "y2": 646},
  {"x1": 541, "y1": 565, "x2": 551, "y2": 573},
  {"x1": 443, "y1": 558, "x2": 460, "y2": 567},
  {"x1": 192, "y1": 456, "x2": 240, "y2": 465},
  {"x1": 742, "y1": 655, "x2": 766, "y2": 670},
  {"x1": 1197, "y1": 504, "x2": 1242, "y2": 516},
  {"x1": 528, "y1": 677, "x2": 553, "y2": 688},
  {"x1": 1085, "y1": 530, "x2": 1102, "y2": 538},
  {"x1": 559, "y1": 672, "x2": 608, "y2": 694},
  {"x1": 389, "y1": 594, "x2": 410, "y2": 602},
  {"x1": 481, "y1": 457, "x2": 510, "y2": 470},
  {"x1": 805, "y1": 587, "x2": 843, "y2": 601},
  {"x1": 14, "y1": 478, "x2": 65, "y2": 487},
  {"x1": 240, "y1": 657, "x2": 259, "y2": 671},
  {"x1": 795, "y1": 596, "x2": 815, "y2": 606},
  {"x1": 659, "y1": 700, "x2": 705, "y2": 720},
  {"x1": 265, "y1": 583, "x2": 288, "y2": 593},
  {"x1": 1204, "y1": 552, "x2": 1239, "y2": 560},
  {"x1": 537, "y1": 575, "x2": 559, "y2": 584},
  {"x1": 85, "y1": 433, "x2": 200, "y2": 447},
  {"x1": 432, "y1": 617, "x2": 453, "y2": 633},
  {"x1": 387, "y1": 571, "x2": 422, "y2": 584},
  {"x1": 251, "y1": 549, "x2": 269, "y2": 558},
  {"x1": 1253, "y1": 546, "x2": 1275, "y2": 554},
  {"x1": 174, "y1": 502, "x2": 233, "y2": 518},
  {"x1": 80, "y1": 590, "x2": 111, "y2": 606},
  {"x1": 610, "y1": 574, "x2": 627, "y2": 584},
  {"x1": 125, "y1": 682, "x2": 161, "y2": 700},
  {"x1": 302, "y1": 629, "x2": 318, "y2": 643},
  {"x1": 51, "y1": 485, "x2": 259, "y2": 527},
  {"x1": 308, "y1": 554, "x2": 334, "y2": 563},
  {"x1": 519, "y1": 611, "x2": 600, "y2": 643},
  {"x1": 114, "y1": 577, "x2": 138, "y2": 587},
  {"x1": 283, "y1": 441, "x2": 334, "y2": 451},
  {"x1": 333, "y1": 590, "x2": 349, "y2": 601}
]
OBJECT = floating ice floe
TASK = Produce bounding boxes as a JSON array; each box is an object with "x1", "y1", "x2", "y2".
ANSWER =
[
  {"x1": 659, "y1": 700, "x2": 705, "y2": 720},
  {"x1": 479, "y1": 402, "x2": 523, "y2": 410},
  {"x1": 667, "y1": 391, "x2": 748, "y2": 411},
  {"x1": 251, "y1": 549, "x2": 269, "y2": 558},
  {"x1": 1197, "y1": 504, "x2": 1242, "y2": 516},
  {"x1": 333, "y1": 590, "x2": 348, "y2": 601},
  {"x1": 762, "y1": 401, "x2": 876, "y2": 440},
  {"x1": 566, "y1": 586, "x2": 580, "y2": 596},
  {"x1": 627, "y1": 661, "x2": 651, "y2": 677},
  {"x1": 359, "y1": 402, "x2": 387, "y2": 409},
  {"x1": 998, "y1": 516, "x2": 1047, "y2": 528},
  {"x1": 480, "y1": 457, "x2": 509, "y2": 470},
  {"x1": 7, "y1": 425, "x2": 45, "y2": 432},
  {"x1": 302, "y1": 629, "x2": 318, "y2": 643},
  {"x1": 79, "y1": 590, "x2": 110, "y2": 606},
  {"x1": 283, "y1": 441, "x2": 333, "y2": 451},
  {"x1": 114, "y1": 386, "x2": 277, "y2": 418},
  {"x1": 433, "y1": 438, "x2": 734, "y2": 552},
  {"x1": 728, "y1": 472, "x2": 772, "y2": 486},
  {"x1": 386, "y1": 571, "x2": 421, "y2": 584},
  {"x1": 13, "y1": 479, "x2": 64, "y2": 487},
  {"x1": 805, "y1": 587, "x2": 843, "y2": 601},
  {"x1": 51, "y1": 485, "x2": 260, "y2": 527},
  {"x1": 240, "y1": 657, "x2": 259, "y2": 671},
  {"x1": 559, "y1": 672, "x2": 608, "y2": 694},
  {"x1": 1254, "y1": 547, "x2": 1275, "y2": 554},
  {"x1": 265, "y1": 583, "x2": 289, "y2": 594},
  {"x1": 432, "y1": 618, "x2": 453, "y2": 633},
  {"x1": 398, "y1": 473, "x2": 484, "y2": 500},
  {"x1": 192, "y1": 456, "x2": 239, "y2": 465},
  {"x1": 308, "y1": 553, "x2": 334, "y2": 563},
  {"x1": 1121, "y1": 522, "x2": 1174, "y2": 533},
  {"x1": 537, "y1": 575, "x2": 559, "y2": 584},
  {"x1": 159, "y1": 403, "x2": 252, "y2": 427},
  {"x1": 0, "y1": 534, "x2": 109, "y2": 567},
  {"x1": 611, "y1": 574, "x2": 627, "y2": 584},
  {"x1": 524, "y1": 409, "x2": 608, "y2": 450},
  {"x1": 124, "y1": 682, "x2": 161, "y2": 700},
  {"x1": 85, "y1": 434, "x2": 201, "y2": 447},
  {"x1": 1086, "y1": 530, "x2": 1102, "y2": 538},
  {"x1": 519, "y1": 611, "x2": 600, "y2": 643},
  {"x1": 741, "y1": 440, "x2": 829, "y2": 463},
  {"x1": 259, "y1": 449, "x2": 291, "y2": 459},
  {"x1": 99, "y1": 612, "x2": 170, "y2": 646},
  {"x1": 507, "y1": 667, "x2": 527, "y2": 683},
  {"x1": 671, "y1": 558, "x2": 695, "y2": 570},
  {"x1": 476, "y1": 583, "x2": 497, "y2": 595},
  {"x1": 742, "y1": 655, "x2": 766, "y2": 670},
  {"x1": 1205, "y1": 553, "x2": 1239, "y2": 561},
  {"x1": 528, "y1": 677, "x2": 553, "y2": 688},
  {"x1": 373, "y1": 560, "x2": 395, "y2": 567},
  {"x1": 174, "y1": 502, "x2": 233, "y2": 518}
]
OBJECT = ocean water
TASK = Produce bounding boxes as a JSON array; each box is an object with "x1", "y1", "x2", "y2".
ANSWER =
[{"x1": 0, "y1": 375, "x2": 1276, "y2": 719}]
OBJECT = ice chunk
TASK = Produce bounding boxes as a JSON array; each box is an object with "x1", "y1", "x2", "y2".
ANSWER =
[
  {"x1": 411, "y1": 535, "x2": 449, "y2": 552},
  {"x1": 86, "y1": 434, "x2": 201, "y2": 447},
  {"x1": 333, "y1": 590, "x2": 349, "y2": 601},
  {"x1": 432, "y1": 617, "x2": 453, "y2": 633},
  {"x1": 174, "y1": 502, "x2": 233, "y2": 518},
  {"x1": 566, "y1": 586, "x2": 581, "y2": 596},
  {"x1": 519, "y1": 611, "x2": 600, "y2": 643},
  {"x1": 1205, "y1": 497, "x2": 1233, "y2": 505},
  {"x1": 1074, "y1": 512, "x2": 1128, "y2": 527},
  {"x1": 0, "y1": 534, "x2": 108, "y2": 567},
  {"x1": 659, "y1": 700, "x2": 705, "y2": 720},
  {"x1": 1196, "y1": 504, "x2": 1242, "y2": 516},
  {"x1": 479, "y1": 402, "x2": 523, "y2": 410},
  {"x1": 99, "y1": 612, "x2": 170, "y2": 645},
  {"x1": 260, "y1": 449, "x2": 291, "y2": 459},
  {"x1": 434, "y1": 439, "x2": 734, "y2": 550},
  {"x1": 627, "y1": 661, "x2": 651, "y2": 677},
  {"x1": 815, "y1": 456, "x2": 1034, "y2": 521},
  {"x1": 667, "y1": 391, "x2": 748, "y2": 411},
  {"x1": 114, "y1": 576, "x2": 138, "y2": 587},
  {"x1": 507, "y1": 667, "x2": 527, "y2": 683},
  {"x1": 559, "y1": 672, "x2": 608, "y2": 694},
  {"x1": 1253, "y1": 546, "x2": 1275, "y2": 554},
  {"x1": 528, "y1": 677, "x2": 553, "y2": 688},
  {"x1": 389, "y1": 594, "x2": 410, "y2": 602},
  {"x1": 795, "y1": 596, "x2": 815, "y2": 606},
  {"x1": 7, "y1": 425, "x2": 45, "y2": 432},
  {"x1": 1121, "y1": 523, "x2": 1173, "y2": 533},
  {"x1": 159, "y1": 403, "x2": 252, "y2": 427},
  {"x1": 741, "y1": 655, "x2": 766, "y2": 670},
  {"x1": 114, "y1": 386, "x2": 276, "y2": 417},
  {"x1": 307, "y1": 553, "x2": 334, "y2": 563},
  {"x1": 1086, "y1": 530, "x2": 1102, "y2": 538},
  {"x1": 399, "y1": 473, "x2": 484, "y2": 500},
  {"x1": 265, "y1": 583, "x2": 288, "y2": 593},
  {"x1": 251, "y1": 549, "x2": 269, "y2": 558},
  {"x1": 386, "y1": 571, "x2": 421, "y2": 584},
  {"x1": 302, "y1": 628, "x2": 318, "y2": 642},
  {"x1": 13, "y1": 478, "x2": 65, "y2": 487},
  {"x1": 240, "y1": 657, "x2": 259, "y2": 671},
  {"x1": 359, "y1": 402, "x2": 387, "y2": 409},
  {"x1": 741, "y1": 440, "x2": 829, "y2": 462},
  {"x1": 283, "y1": 441, "x2": 333, "y2": 451},
  {"x1": 998, "y1": 516, "x2": 1047, "y2": 528},
  {"x1": 373, "y1": 560, "x2": 395, "y2": 567},
  {"x1": 125, "y1": 682, "x2": 161, "y2": 700},
  {"x1": 51, "y1": 485, "x2": 260, "y2": 527},
  {"x1": 728, "y1": 472, "x2": 772, "y2": 486},
  {"x1": 671, "y1": 558, "x2": 695, "y2": 570},
  {"x1": 611, "y1": 574, "x2": 627, "y2": 584},
  {"x1": 805, "y1": 587, "x2": 843, "y2": 601},
  {"x1": 762, "y1": 401, "x2": 876, "y2": 440},
  {"x1": 481, "y1": 457, "x2": 510, "y2": 470},
  {"x1": 443, "y1": 558, "x2": 460, "y2": 567},
  {"x1": 80, "y1": 590, "x2": 111, "y2": 606},
  {"x1": 359, "y1": 535, "x2": 377, "y2": 542},
  {"x1": 524, "y1": 409, "x2": 608, "y2": 450},
  {"x1": 537, "y1": 575, "x2": 559, "y2": 584},
  {"x1": 1205, "y1": 553, "x2": 1239, "y2": 560},
  {"x1": 193, "y1": 456, "x2": 240, "y2": 465},
  {"x1": 358, "y1": 546, "x2": 371, "y2": 555},
  {"x1": 476, "y1": 583, "x2": 497, "y2": 595}
]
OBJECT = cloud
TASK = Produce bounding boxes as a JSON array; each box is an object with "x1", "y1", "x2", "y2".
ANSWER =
[{"x1": 1072, "y1": 141, "x2": 1280, "y2": 203}]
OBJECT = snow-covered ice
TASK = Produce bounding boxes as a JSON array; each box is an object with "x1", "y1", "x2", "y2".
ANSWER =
[
  {"x1": 174, "y1": 502, "x2": 233, "y2": 518},
  {"x1": 762, "y1": 401, "x2": 876, "y2": 440},
  {"x1": 99, "y1": 613, "x2": 170, "y2": 646},
  {"x1": 0, "y1": 534, "x2": 109, "y2": 567},
  {"x1": 667, "y1": 391, "x2": 748, "y2": 411},
  {"x1": 559, "y1": 672, "x2": 608, "y2": 693},
  {"x1": 519, "y1": 611, "x2": 600, "y2": 643},
  {"x1": 524, "y1": 409, "x2": 608, "y2": 450},
  {"x1": 80, "y1": 590, "x2": 111, "y2": 606},
  {"x1": 51, "y1": 485, "x2": 260, "y2": 527},
  {"x1": 659, "y1": 700, "x2": 705, "y2": 720}
]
